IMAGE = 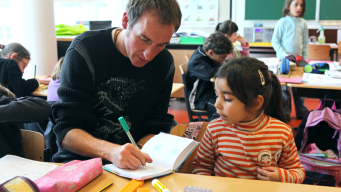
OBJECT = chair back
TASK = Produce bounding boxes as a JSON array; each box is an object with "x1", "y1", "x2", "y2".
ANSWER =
[
  {"x1": 179, "y1": 63, "x2": 209, "y2": 122},
  {"x1": 185, "y1": 53, "x2": 192, "y2": 63},
  {"x1": 170, "y1": 122, "x2": 209, "y2": 173},
  {"x1": 308, "y1": 44, "x2": 331, "y2": 60},
  {"x1": 21, "y1": 129, "x2": 45, "y2": 161},
  {"x1": 338, "y1": 41, "x2": 341, "y2": 55}
]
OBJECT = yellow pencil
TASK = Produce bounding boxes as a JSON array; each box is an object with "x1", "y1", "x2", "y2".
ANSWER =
[{"x1": 98, "y1": 182, "x2": 113, "y2": 192}]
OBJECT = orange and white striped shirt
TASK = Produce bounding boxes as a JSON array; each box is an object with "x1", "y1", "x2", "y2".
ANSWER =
[{"x1": 192, "y1": 113, "x2": 305, "y2": 183}]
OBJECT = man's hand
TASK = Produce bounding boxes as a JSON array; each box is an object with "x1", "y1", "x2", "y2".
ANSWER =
[
  {"x1": 256, "y1": 167, "x2": 281, "y2": 182},
  {"x1": 110, "y1": 143, "x2": 153, "y2": 170}
]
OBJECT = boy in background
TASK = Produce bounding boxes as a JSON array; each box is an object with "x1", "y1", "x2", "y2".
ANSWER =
[{"x1": 187, "y1": 32, "x2": 233, "y2": 121}]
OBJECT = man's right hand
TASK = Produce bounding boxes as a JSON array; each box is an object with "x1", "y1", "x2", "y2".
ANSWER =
[{"x1": 110, "y1": 143, "x2": 153, "y2": 170}]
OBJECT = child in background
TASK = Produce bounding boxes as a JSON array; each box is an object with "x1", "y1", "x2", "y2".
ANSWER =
[
  {"x1": 0, "y1": 43, "x2": 40, "y2": 97},
  {"x1": 0, "y1": 84, "x2": 51, "y2": 158},
  {"x1": 47, "y1": 57, "x2": 64, "y2": 101},
  {"x1": 187, "y1": 32, "x2": 233, "y2": 121},
  {"x1": 215, "y1": 20, "x2": 249, "y2": 59},
  {"x1": 272, "y1": 0, "x2": 309, "y2": 120},
  {"x1": 192, "y1": 57, "x2": 305, "y2": 183}
]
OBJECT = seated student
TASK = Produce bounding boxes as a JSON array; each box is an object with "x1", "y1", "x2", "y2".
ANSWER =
[
  {"x1": 215, "y1": 20, "x2": 250, "y2": 59},
  {"x1": 0, "y1": 43, "x2": 40, "y2": 97},
  {"x1": 0, "y1": 84, "x2": 51, "y2": 158},
  {"x1": 187, "y1": 32, "x2": 233, "y2": 121},
  {"x1": 192, "y1": 57, "x2": 305, "y2": 183},
  {"x1": 47, "y1": 57, "x2": 64, "y2": 101}
]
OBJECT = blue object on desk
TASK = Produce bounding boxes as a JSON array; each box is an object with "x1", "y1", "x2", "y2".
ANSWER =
[{"x1": 280, "y1": 57, "x2": 290, "y2": 74}]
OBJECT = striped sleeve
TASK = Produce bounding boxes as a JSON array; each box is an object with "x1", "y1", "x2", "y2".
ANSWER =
[
  {"x1": 278, "y1": 131, "x2": 305, "y2": 183},
  {"x1": 192, "y1": 126, "x2": 215, "y2": 175},
  {"x1": 239, "y1": 42, "x2": 250, "y2": 56}
]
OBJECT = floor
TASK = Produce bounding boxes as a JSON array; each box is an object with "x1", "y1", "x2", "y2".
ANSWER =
[{"x1": 168, "y1": 97, "x2": 321, "y2": 135}]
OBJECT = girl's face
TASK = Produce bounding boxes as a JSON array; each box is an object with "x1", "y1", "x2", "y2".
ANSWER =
[
  {"x1": 226, "y1": 32, "x2": 237, "y2": 43},
  {"x1": 18, "y1": 58, "x2": 30, "y2": 73},
  {"x1": 214, "y1": 77, "x2": 255, "y2": 125},
  {"x1": 289, "y1": 0, "x2": 303, "y2": 17}
]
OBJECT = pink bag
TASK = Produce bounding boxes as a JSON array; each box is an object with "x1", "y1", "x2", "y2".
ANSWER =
[{"x1": 35, "y1": 158, "x2": 103, "y2": 192}]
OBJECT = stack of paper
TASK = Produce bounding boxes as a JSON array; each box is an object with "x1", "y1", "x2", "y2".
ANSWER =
[
  {"x1": 0, "y1": 155, "x2": 58, "y2": 184},
  {"x1": 302, "y1": 73, "x2": 341, "y2": 85}
]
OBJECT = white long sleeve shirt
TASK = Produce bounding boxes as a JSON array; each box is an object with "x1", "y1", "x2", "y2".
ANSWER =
[{"x1": 272, "y1": 15, "x2": 309, "y2": 59}]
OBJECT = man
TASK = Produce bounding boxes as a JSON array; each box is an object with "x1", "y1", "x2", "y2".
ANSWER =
[{"x1": 52, "y1": 0, "x2": 182, "y2": 170}]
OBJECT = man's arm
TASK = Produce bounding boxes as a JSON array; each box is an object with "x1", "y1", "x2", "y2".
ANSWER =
[{"x1": 62, "y1": 129, "x2": 152, "y2": 169}]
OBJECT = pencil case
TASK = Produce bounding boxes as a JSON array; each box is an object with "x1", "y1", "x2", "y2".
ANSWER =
[
  {"x1": 35, "y1": 158, "x2": 103, "y2": 192},
  {"x1": 304, "y1": 63, "x2": 329, "y2": 74}
]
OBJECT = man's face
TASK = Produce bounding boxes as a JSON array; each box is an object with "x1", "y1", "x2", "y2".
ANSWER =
[{"x1": 124, "y1": 11, "x2": 175, "y2": 68}]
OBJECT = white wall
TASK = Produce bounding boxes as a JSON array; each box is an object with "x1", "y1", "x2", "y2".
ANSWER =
[{"x1": 231, "y1": 0, "x2": 341, "y2": 38}]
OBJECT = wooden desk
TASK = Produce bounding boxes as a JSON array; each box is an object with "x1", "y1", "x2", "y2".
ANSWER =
[
  {"x1": 31, "y1": 84, "x2": 48, "y2": 97},
  {"x1": 287, "y1": 65, "x2": 341, "y2": 99},
  {"x1": 78, "y1": 170, "x2": 340, "y2": 192}
]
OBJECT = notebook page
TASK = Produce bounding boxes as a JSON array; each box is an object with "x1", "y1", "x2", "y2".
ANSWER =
[
  {"x1": 104, "y1": 163, "x2": 170, "y2": 180},
  {"x1": 141, "y1": 133, "x2": 194, "y2": 169},
  {"x1": 0, "y1": 155, "x2": 58, "y2": 184}
]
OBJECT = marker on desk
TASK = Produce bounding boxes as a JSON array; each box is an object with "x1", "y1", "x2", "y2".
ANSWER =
[
  {"x1": 34, "y1": 65, "x2": 36, "y2": 79},
  {"x1": 152, "y1": 179, "x2": 171, "y2": 192},
  {"x1": 118, "y1": 117, "x2": 138, "y2": 147},
  {"x1": 98, "y1": 182, "x2": 113, "y2": 192}
]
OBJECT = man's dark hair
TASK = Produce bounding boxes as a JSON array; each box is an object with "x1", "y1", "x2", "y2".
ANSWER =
[
  {"x1": 126, "y1": 0, "x2": 182, "y2": 32},
  {"x1": 202, "y1": 32, "x2": 233, "y2": 55}
]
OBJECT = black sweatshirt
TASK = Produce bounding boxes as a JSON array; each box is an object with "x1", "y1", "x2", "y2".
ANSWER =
[
  {"x1": 0, "y1": 87, "x2": 51, "y2": 158},
  {"x1": 0, "y1": 58, "x2": 39, "y2": 97},
  {"x1": 52, "y1": 28, "x2": 175, "y2": 163}
]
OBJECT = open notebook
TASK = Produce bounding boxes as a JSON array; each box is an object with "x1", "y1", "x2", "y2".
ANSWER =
[{"x1": 104, "y1": 133, "x2": 200, "y2": 180}]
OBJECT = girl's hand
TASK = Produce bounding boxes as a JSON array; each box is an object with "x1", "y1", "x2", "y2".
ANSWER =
[
  {"x1": 256, "y1": 167, "x2": 281, "y2": 182},
  {"x1": 236, "y1": 33, "x2": 247, "y2": 45}
]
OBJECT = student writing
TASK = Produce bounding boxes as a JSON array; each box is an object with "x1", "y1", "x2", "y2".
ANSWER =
[
  {"x1": 215, "y1": 20, "x2": 250, "y2": 59},
  {"x1": 0, "y1": 43, "x2": 40, "y2": 97},
  {"x1": 272, "y1": 0, "x2": 309, "y2": 120},
  {"x1": 187, "y1": 32, "x2": 233, "y2": 121},
  {"x1": 192, "y1": 57, "x2": 305, "y2": 183}
]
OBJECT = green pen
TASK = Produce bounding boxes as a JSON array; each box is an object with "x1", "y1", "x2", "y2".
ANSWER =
[{"x1": 118, "y1": 117, "x2": 138, "y2": 148}]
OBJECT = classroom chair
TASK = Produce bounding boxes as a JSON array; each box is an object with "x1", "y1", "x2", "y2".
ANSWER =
[
  {"x1": 179, "y1": 63, "x2": 209, "y2": 122},
  {"x1": 185, "y1": 53, "x2": 192, "y2": 63},
  {"x1": 338, "y1": 41, "x2": 341, "y2": 55},
  {"x1": 170, "y1": 122, "x2": 209, "y2": 173},
  {"x1": 21, "y1": 129, "x2": 47, "y2": 162},
  {"x1": 308, "y1": 44, "x2": 331, "y2": 60}
]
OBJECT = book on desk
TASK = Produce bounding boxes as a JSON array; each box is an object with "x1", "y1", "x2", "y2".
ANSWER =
[{"x1": 104, "y1": 133, "x2": 199, "y2": 180}]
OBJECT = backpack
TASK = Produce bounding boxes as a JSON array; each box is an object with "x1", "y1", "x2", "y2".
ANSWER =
[{"x1": 295, "y1": 101, "x2": 341, "y2": 187}]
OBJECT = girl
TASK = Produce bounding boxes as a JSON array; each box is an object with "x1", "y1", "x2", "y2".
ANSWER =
[
  {"x1": 0, "y1": 84, "x2": 51, "y2": 158},
  {"x1": 272, "y1": 0, "x2": 309, "y2": 120},
  {"x1": 0, "y1": 43, "x2": 39, "y2": 97},
  {"x1": 192, "y1": 57, "x2": 305, "y2": 183},
  {"x1": 47, "y1": 57, "x2": 64, "y2": 101},
  {"x1": 215, "y1": 20, "x2": 249, "y2": 59}
]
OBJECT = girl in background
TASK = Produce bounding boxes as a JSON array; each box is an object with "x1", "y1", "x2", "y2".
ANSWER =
[
  {"x1": 215, "y1": 20, "x2": 250, "y2": 59},
  {"x1": 192, "y1": 57, "x2": 305, "y2": 183},
  {"x1": 272, "y1": 0, "x2": 309, "y2": 120},
  {"x1": 0, "y1": 43, "x2": 40, "y2": 97},
  {"x1": 47, "y1": 57, "x2": 64, "y2": 101}
]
